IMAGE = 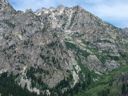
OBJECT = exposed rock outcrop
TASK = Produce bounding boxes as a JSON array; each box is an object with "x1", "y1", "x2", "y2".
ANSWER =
[{"x1": 0, "y1": 0, "x2": 128, "y2": 96}]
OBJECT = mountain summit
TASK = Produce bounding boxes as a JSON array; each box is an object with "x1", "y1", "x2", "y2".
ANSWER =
[
  {"x1": 0, "y1": 0, "x2": 15, "y2": 13},
  {"x1": 0, "y1": 1, "x2": 128, "y2": 96}
]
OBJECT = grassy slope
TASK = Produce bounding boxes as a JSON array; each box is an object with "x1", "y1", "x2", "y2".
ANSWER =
[{"x1": 76, "y1": 65, "x2": 128, "y2": 96}]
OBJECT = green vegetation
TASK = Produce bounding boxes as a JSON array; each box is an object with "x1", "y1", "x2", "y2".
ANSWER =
[
  {"x1": 26, "y1": 67, "x2": 49, "y2": 90},
  {"x1": 0, "y1": 72, "x2": 37, "y2": 96},
  {"x1": 65, "y1": 41, "x2": 90, "y2": 57},
  {"x1": 0, "y1": 40, "x2": 127, "y2": 96},
  {"x1": 65, "y1": 40, "x2": 128, "y2": 96},
  {"x1": 76, "y1": 65, "x2": 128, "y2": 96}
]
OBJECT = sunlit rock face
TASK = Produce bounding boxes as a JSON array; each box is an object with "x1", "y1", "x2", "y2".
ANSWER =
[
  {"x1": 0, "y1": 0, "x2": 128, "y2": 96},
  {"x1": 0, "y1": 0, "x2": 15, "y2": 13}
]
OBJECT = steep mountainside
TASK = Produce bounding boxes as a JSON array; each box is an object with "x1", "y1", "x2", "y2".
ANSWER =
[{"x1": 0, "y1": 0, "x2": 128, "y2": 96}]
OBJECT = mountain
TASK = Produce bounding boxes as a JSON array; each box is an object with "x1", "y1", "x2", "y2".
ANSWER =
[{"x1": 0, "y1": 0, "x2": 128, "y2": 96}]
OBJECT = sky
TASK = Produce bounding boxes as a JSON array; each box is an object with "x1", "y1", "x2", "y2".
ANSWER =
[{"x1": 8, "y1": 0, "x2": 128, "y2": 28}]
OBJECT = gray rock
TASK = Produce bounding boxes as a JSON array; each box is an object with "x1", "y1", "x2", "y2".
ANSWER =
[{"x1": 0, "y1": 0, "x2": 128, "y2": 95}]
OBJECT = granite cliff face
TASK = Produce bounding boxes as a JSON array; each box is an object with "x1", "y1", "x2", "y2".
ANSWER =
[{"x1": 0, "y1": 0, "x2": 128, "y2": 96}]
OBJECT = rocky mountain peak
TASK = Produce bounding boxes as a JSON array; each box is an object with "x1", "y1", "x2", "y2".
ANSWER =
[
  {"x1": 0, "y1": 0, "x2": 15, "y2": 13},
  {"x1": 0, "y1": 0, "x2": 8, "y2": 4},
  {"x1": 0, "y1": 1, "x2": 128, "y2": 96}
]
